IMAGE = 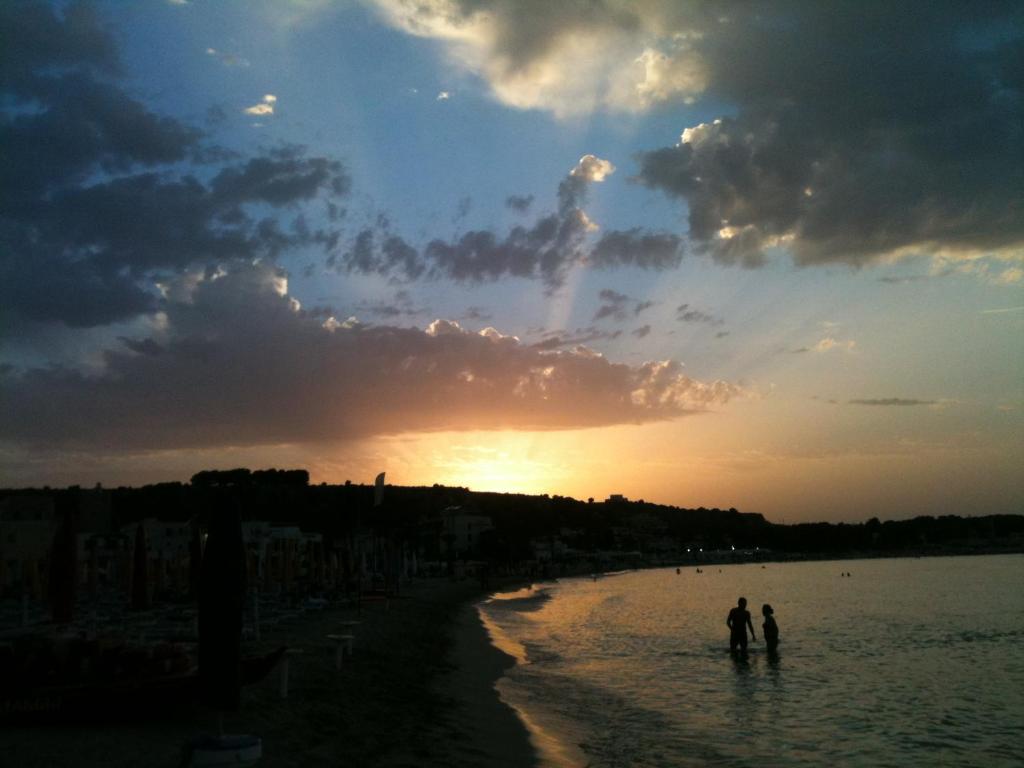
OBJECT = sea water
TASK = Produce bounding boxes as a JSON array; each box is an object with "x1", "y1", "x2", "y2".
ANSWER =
[{"x1": 478, "y1": 555, "x2": 1024, "y2": 767}]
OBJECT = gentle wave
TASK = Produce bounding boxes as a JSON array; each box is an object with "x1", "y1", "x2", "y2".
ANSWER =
[{"x1": 481, "y1": 555, "x2": 1024, "y2": 768}]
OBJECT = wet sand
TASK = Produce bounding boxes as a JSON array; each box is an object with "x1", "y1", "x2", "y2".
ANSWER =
[
  {"x1": 433, "y1": 600, "x2": 538, "y2": 767},
  {"x1": 4, "y1": 578, "x2": 539, "y2": 767}
]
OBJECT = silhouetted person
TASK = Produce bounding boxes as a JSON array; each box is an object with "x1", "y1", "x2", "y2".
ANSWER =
[
  {"x1": 762, "y1": 604, "x2": 779, "y2": 654},
  {"x1": 727, "y1": 597, "x2": 756, "y2": 653}
]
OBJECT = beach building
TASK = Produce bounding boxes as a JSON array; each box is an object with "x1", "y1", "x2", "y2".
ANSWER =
[
  {"x1": 77, "y1": 531, "x2": 130, "y2": 595},
  {"x1": 118, "y1": 518, "x2": 193, "y2": 597},
  {"x1": 0, "y1": 494, "x2": 57, "y2": 596},
  {"x1": 530, "y1": 536, "x2": 569, "y2": 563},
  {"x1": 121, "y1": 518, "x2": 191, "y2": 560},
  {"x1": 260, "y1": 525, "x2": 325, "y2": 591},
  {"x1": 442, "y1": 507, "x2": 493, "y2": 558}
]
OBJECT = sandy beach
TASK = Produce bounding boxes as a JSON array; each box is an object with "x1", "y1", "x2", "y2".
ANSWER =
[{"x1": 4, "y1": 578, "x2": 539, "y2": 768}]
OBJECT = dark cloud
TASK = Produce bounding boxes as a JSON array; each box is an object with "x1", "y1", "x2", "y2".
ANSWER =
[
  {"x1": 632, "y1": 325, "x2": 651, "y2": 338},
  {"x1": 636, "y1": 3, "x2": 1024, "y2": 267},
  {"x1": 0, "y1": 2, "x2": 348, "y2": 328},
  {"x1": 422, "y1": 211, "x2": 588, "y2": 287},
  {"x1": 0, "y1": 263, "x2": 740, "y2": 451},
  {"x1": 376, "y1": 1, "x2": 1022, "y2": 269},
  {"x1": 0, "y1": 2, "x2": 118, "y2": 90},
  {"x1": 118, "y1": 337, "x2": 164, "y2": 356},
  {"x1": 848, "y1": 398, "x2": 937, "y2": 407},
  {"x1": 0, "y1": 0, "x2": 199, "y2": 199},
  {"x1": 339, "y1": 154, "x2": 618, "y2": 290},
  {"x1": 530, "y1": 327, "x2": 622, "y2": 351},
  {"x1": 463, "y1": 306, "x2": 493, "y2": 322},
  {"x1": 357, "y1": 290, "x2": 427, "y2": 319},
  {"x1": 588, "y1": 229, "x2": 683, "y2": 269},
  {"x1": 594, "y1": 289, "x2": 630, "y2": 321},
  {"x1": 676, "y1": 303, "x2": 721, "y2": 325},
  {"x1": 593, "y1": 289, "x2": 655, "y2": 323},
  {"x1": 338, "y1": 229, "x2": 426, "y2": 281},
  {"x1": 505, "y1": 194, "x2": 534, "y2": 213},
  {"x1": 343, "y1": 205, "x2": 593, "y2": 288}
]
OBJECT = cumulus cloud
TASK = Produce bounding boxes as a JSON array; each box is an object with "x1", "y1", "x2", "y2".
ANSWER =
[
  {"x1": 369, "y1": 1, "x2": 1023, "y2": 268},
  {"x1": 0, "y1": 3, "x2": 347, "y2": 329},
  {"x1": 342, "y1": 154, "x2": 621, "y2": 287},
  {"x1": 369, "y1": 0, "x2": 706, "y2": 117},
  {"x1": 634, "y1": 3, "x2": 1024, "y2": 268},
  {"x1": 0, "y1": 263, "x2": 741, "y2": 450},
  {"x1": 244, "y1": 94, "x2": 277, "y2": 115}
]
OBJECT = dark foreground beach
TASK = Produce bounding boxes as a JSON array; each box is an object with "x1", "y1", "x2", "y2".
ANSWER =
[{"x1": 5, "y1": 579, "x2": 538, "y2": 768}]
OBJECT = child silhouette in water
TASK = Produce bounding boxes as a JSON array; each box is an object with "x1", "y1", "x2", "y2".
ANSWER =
[
  {"x1": 727, "y1": 597, "x2": 756, "y2": 653},
  {"x1": 762, "y1": 604, "x2": 779, "y2": 653}
]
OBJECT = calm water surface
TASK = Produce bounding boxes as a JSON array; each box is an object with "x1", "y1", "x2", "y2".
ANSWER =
[{"x1": 479, "y1": 555, "x2": 1024, "y2": 767}]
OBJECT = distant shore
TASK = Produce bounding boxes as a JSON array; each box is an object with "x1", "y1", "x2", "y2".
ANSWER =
[{"x1": 4, "y1": 577, "x2": 539, "y2": 767}]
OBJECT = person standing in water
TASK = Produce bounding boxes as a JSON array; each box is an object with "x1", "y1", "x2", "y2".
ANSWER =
[
  {"x1": 762, "y1": 604, "x2": 779, "y2": 654},
  {"x1": 727, "y1": 597, "x2": 756, "y2": 653}
]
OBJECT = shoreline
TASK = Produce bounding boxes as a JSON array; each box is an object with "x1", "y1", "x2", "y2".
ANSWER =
[{"x1": 433, "y1": 596, "x2": 541, "y2": 767}]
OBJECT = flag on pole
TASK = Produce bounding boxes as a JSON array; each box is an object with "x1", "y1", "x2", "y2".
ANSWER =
[{"x1": 374, "y1": 472, "x2": 385, "y2": 507}]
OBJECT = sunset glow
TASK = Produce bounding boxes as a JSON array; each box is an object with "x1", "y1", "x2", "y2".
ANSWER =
[{"x1": 1, "y1": 1, "x2": 1021, "y2": 523}]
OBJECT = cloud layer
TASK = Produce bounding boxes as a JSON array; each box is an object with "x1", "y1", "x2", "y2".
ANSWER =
[
  {"x1": 337, "y1": 154, "x2": 682, "y2": 287},
  {"x1": 370, "y1": 0, "x2": 706, "y2": 117},
  {"x1": 0, "y1": 3, "x2": 347, "y2": 329},
  {"x1": 0, "y1": 263, "x2": 741, "y2": 450},
  {"x1": 371, "y1": 1, "x2": 1023, "y2": 269}
]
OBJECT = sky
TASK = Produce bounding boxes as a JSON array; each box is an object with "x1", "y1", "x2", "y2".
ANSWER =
[{"x1": 1, "y1": 0, "x2": 1022, "y2": 523}]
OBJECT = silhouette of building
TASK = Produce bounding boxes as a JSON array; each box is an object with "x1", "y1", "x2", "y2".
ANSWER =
[
  {"x1": 0, "y1": 494, "x2": 57, "y2": 596},
  {"x1": 442, "y1": 506, "x2": 493, "y2": 558}
]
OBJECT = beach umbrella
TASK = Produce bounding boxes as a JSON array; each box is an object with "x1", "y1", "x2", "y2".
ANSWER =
[
  {"x1": 328, "y1": 551, "x2": 338, "y2": 588},
  {"x1": 87, "y1": 539, "x2": 99, "y2": 597},
  {"x1": 198, "y1": 496, "x2": 246, "y2": 713},
  {"x1": 188, "y1": 518, "x2": 203, "y2": 600},
  {"x1": 131, "y1": 523, "x2": 150, "y2": 610},
  {"x1": 283, "y1": 540, "x2": 294, "y2": 591},
  {"x1": 154, "y1": 553, "x2": 166, "y2": 597},
  {"x1": 47, "y1": 507, "x2": 77, "y2": 624}
]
